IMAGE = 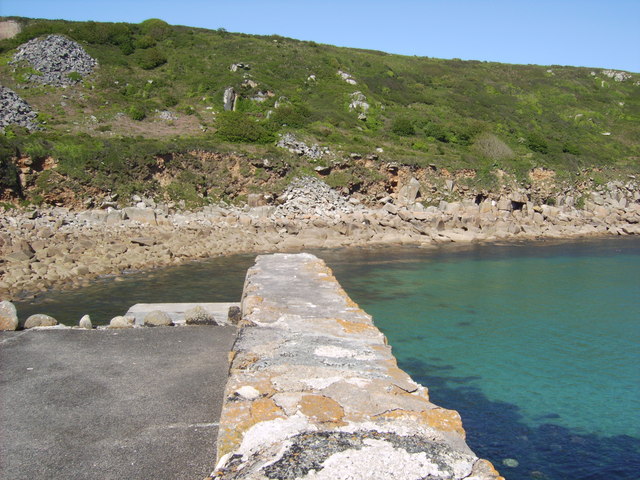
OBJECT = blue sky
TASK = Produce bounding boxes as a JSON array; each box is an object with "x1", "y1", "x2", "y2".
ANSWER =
[{"x1": 1, "y1": 0, "x2": 638, "y2": 72}]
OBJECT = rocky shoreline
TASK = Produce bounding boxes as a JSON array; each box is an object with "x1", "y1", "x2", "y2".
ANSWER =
[{"x1": 1, "y1": 176, "x2": 638, "y2": 305}]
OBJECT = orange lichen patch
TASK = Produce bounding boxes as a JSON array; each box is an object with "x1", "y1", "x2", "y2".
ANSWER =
[
  {"x1": 371, "y1": 343, "x2": 391, "y2": 356},
  {"x1": 227, "y1": 351, "x2": 237, "y2": 364},
  {"x1": 250, "y1": 397, "x2": 285, "y2": 422},
  {"x1": 242, "y1": 295, "x2": 263, "y2": 315},
  {"x1": 373, "y1": 408, "x2": 465, "y2": 437},
  {"x1": 217, "y1": 397, "x2": 286, "y2": 459},
  {"x1": 251, "y1": 378, "x2": 277, "y2": 397},
  {"x1": 423, "y1": 408, "x2": 466, "y2": 437},
  {"x1": 232, "y1": 352, "x2": 260, "y2": 370},
  {"x1": 299, "y1": 394, "x2": 346, "y2": 425},
  {"x1": 336, "y1": 318, "x2": 377, "y2": 335},
  {"x1": 216, "y1": 402, "x2": 251, "y2": 458},
  {"x1": 470, "y1": 459, "x2": 505, "y2": 480},
  {"x1": 343, "y1": 294, "x2": 361, "y2": 310}
]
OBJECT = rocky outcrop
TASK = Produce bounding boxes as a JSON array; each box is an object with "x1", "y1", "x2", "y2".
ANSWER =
[
  {"x1": 223, "y1": 87, "x2": 237, "y2": 111},
  {"x1": 0, "y1": 176, "x2": 637, "y2": 302},
  {"x1": 210, "y1": 253, "x2": 502, "y2": 479},
  {"x1": 337, "y1": 70, "x2": 357, "y2": 85},
  {"x1": 0, "y1": 86, "x2": 40, "y2": 131},
  {"x1": 274, "y1": 176, "x2": 360, "y2": 218},
  {"x1": 348, "y1": 91, "x2": 370, "y2": 112},
  {"x1": 11, "y1": 34, "x2": 98, "y2": 86},
  {"x1": 276, "y1": 133, "x2": 330, "y2": 160}
]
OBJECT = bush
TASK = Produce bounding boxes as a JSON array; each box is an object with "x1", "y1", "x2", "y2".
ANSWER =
[
  {"x1": 0, "y1": 155, "x2": 20, "y2": 197},
  {"x1": 526, "y1": 132, "x2": 549, "y2": 154},
  {"x1": 422, "y1": 122, "x2": 451, "y2": 143},
  {"x1": 139, "y1": 19, "x2": 171, "y2": 40},
  {"x1": 270, "y1": 105, "x2": 311, "y2": 128},
  {"x1": 127, "y1": 105, "x2": 146, "y2": 121},
  {"x1": 391, "y1": 117, "x2": 415, "y2": 136},
  {"x1": 135, "y1": 48, "x2": 167, "y2": 70},
  {"x1": 473, "y1": 133, "x2": 514, "y2": 160},
  {"x1": 215, "y1": 112, "x2": 276, "y2": 144},
  {"x1": 134, "y1": 35, "x2": 157, "y2": 49}
]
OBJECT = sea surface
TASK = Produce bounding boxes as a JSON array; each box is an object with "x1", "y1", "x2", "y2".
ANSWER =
[{"x1": 14, "y1": 237, "x2": 640, "y2": 479}]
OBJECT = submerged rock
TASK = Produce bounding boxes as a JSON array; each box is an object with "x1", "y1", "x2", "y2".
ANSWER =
[{"x1": 0, "y1": 300, "x2": 18, "y2": 331}]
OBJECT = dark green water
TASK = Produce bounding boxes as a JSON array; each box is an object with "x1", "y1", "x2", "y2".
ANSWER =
[{"x1": 14, "y1": 237, "x2": 640, "y2": 479}]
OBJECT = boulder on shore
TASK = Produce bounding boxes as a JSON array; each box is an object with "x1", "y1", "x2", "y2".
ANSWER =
[
  {"x1": 79, "y1": 314, "x2": 92, "y2": 329},
  {"x1": 109, "y1": 315, "x2": 135, "y2": 329},
  {"x1": 144, "y1": 310, "x2": 173, "y2": 327},
  {"x1": 185, "y1": 306, "x2": 218, "y2": 325},
  {"x1": 0, "y1": 301, "x2": 19, "y2": 331},
  {"x1": 24, "y1": 314, "x2": 58, "y2": 329}
]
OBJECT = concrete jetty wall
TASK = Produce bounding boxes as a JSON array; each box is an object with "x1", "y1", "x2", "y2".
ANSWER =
[{"x1": 211, "y1": 253, "x2": 503, "y2": 480}]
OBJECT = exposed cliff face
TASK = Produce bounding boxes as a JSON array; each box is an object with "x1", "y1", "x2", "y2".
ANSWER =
[{"x1": 7, "y1": 147, "x2": 638, "y2": 217}]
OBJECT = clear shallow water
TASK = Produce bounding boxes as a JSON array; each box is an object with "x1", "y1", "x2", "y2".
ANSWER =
[
  {"x1": 14, "y1": 237, "x2": 640, "y2": 479},
  {"x1": 325, "y1": 238, "x2": 640, "y2": 480}
]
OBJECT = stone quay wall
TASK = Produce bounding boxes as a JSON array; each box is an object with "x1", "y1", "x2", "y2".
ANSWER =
[{"x1": 210, "y1": 253, "x2": 503, "y2": 480}]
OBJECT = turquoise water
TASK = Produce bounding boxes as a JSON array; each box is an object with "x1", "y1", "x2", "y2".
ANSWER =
[
  {"x1": 325, "y1": 238, "x2": 640, "y2": 480},
  {"x1": 14, "y1": 237, "x2": 640, "y2": 479}
]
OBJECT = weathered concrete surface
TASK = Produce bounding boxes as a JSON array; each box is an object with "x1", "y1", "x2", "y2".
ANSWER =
[
  {"x1": 212, "y1": 253, "x2": 502, "y2": 479},
  {"x1": 126, "y1": 302, "x2": 240, "y2": 325},
  {"x1": 0, "y1": 326, "x2": 236, "y2": 480}
]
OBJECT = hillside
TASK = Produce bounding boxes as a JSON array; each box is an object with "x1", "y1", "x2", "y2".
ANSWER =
[{"x1": 0, "y1": 16, "x2": 639, "y2": 208}]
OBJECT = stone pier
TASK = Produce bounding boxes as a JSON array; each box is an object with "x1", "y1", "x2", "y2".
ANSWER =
[{"x1": 211, "y1": 253, "x2": 502, "y2": 479}]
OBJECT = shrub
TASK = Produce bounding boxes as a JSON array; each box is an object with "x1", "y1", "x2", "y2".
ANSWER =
[
  {"x1": 270, "y1": 105, "x2": 311, "y2": 128},
  {"x1": 139, "y1": 19, "x2": 171, "y2": 40},
  {"x1": 215, "y1": 112, "x2": 276, "y2": 144},
  {"x1": 128, "y1": 105, "x2": 146, "y2": 121},
  {"x1": 391, "y1": 117, "x2": 415, "y2": 136},
  {"x1": 473, "y1": 133, "x2": 514, "y2": 160},
  {"x1": 135, "y1": 48, "x2": 167, "y2": 70},
  {"x1": 0, "y1": 155, "x2": 20, "y2": 197},
  {"x1": 163, "y1": 95, "x2": 178, "y2": 107},
  {"x1": 423, "y1": 122, "x2": 451, "y2": 143},
  {"x1": 134, "y1": 35, "x2": 157, "y2": 49},
  {"x1": 526, "y1": 132, "x2": 549, "y2": 154}
]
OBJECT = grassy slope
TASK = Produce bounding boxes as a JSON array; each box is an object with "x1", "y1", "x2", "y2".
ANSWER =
[{"x1": 0, "y1": 17, "x2": 638, "y2": 206}]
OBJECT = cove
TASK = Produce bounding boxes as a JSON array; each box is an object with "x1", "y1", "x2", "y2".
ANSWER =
[{"x1": 13, "y1": 236, "x2": 640, "y2": 479}]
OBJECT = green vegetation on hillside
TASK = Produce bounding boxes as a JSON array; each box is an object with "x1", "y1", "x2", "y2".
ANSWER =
[{"x1": 0, "y1": 16, "x2": 638, "y2": 206}]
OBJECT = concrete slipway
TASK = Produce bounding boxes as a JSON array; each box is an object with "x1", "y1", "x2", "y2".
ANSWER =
[{"x1": 0, "y1": 326, "x2": 236, "y2": 480}]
